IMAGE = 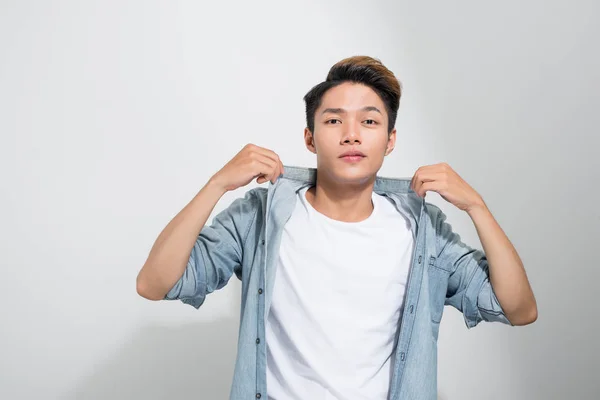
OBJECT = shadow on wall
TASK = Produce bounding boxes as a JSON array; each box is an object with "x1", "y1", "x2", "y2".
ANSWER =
[{"x1": 63, "y1": 318, "x2": 239, "y2": 400}]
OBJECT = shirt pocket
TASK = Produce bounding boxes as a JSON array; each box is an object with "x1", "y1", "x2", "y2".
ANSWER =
[{"x1": 427, "y1": 255, "x2": 451, "y2": 323}]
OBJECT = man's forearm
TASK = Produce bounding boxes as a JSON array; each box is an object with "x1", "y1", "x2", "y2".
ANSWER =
[
  {"x1": 136, "y1": 178, "x2": 227, "y2": 300},
  {"x1": 467, "y1": 202, "x2": 538, "y2": 325}
]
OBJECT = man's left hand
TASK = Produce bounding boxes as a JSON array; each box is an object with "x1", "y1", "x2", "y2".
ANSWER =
[{"x1": 410, "y1": 162, "x2": 485, "y2": 213}]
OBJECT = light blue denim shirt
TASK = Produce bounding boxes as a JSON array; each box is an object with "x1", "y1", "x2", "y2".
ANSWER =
[{"x1": 164, "y1": 165, "x2": 512, "y2": 400}]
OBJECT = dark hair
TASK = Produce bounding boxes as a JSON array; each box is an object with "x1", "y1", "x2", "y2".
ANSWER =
[{"x1": 303, "y1": 56, "x2": 402, "y2": 134}]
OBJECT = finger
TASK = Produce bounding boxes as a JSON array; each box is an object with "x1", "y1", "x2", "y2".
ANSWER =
[
  {"x1": 412, "y1": 171, "x2": 426, "y2": 194},
  {"x1": 419, "y1": 182, "x2": 432, "y2": 197},
  {"x1": 249, "y1": 145, "x2": 283, "y2": 170},
  {"x1": 268, "y1": 151, "x2": 283, "y2": 180},
  {"x1": 419, "y1": 181, "x2": 444, "y2": 197},
  {"x1": 247, "y1": 148, "x2": 283, "y2": 182},
  {"x1": 413, "y1": 171, "x2": 431, "y2": 195},
  {"x1": 254, "y1": 156, "x2": 282, "y2": 184},
  {"x1": 251, "y1": 158, "x2": 277, "y2": 183},
  {"x1": 262, "y1": 156, "x2": 281, "y2": 184},
  {"x1": 257, "y1": 149, "x2": 283, "y2": 181},
  {"x1": 415, "y1": 173, "x2": 445, "y2": 196},
  {"x1": 410, "y1": 167, "x2": 424, "y2": 191},
  {"x1": 265, "y1": 151, "x2": 284, "y2": 179}
]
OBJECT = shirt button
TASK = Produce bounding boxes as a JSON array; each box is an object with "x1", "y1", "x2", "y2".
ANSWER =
[
  {"x1": 261, "y1": 239, "x2": 265, "y2": 245},
  {"x1": 256, "y1": 338, "x2": 260, "y2": 344},
  {"x1": 400, "y1": 352, "x2": 406, "y2": 361},
  {"x1": 409, "y1": 305, "x2": 414, "y2": 313},
  {"x1": 418, "y1": 255, "x2": 422, "y2": 264},
  {"x1": 258, "y1": 288, "x2": 263, "y2": 294},
  {"x1": 256, "y1": 393, "x2": 262, "y2": 399}
]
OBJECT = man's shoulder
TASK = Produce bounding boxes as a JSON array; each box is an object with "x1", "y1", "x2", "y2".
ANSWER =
[
  {"x1": 424, "y1": 201, "x2": 443, "y2": 217},
  {"x1": 219, "y1": 187, "x2": 267, "y2": 226},
  {"x1": 208, "y1": 187, "x2": 267, "y2": 249},
  {"x1": 424, "y1": 201, "x2": 454, "y2": 227},
  {"x1": 246, "y1": 186, "x2": 268, "y2": 201},
  {"x1": 241, "y1": 186, "x2": 268, "y2": 210}
]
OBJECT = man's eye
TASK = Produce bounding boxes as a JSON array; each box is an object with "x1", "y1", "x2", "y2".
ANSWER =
[
  {"x1": 364, "y1": 119, "x2": 377, "y2": 125},
  {"x1": 326, "y1": 119, "x2": 341, "y2": 124}
]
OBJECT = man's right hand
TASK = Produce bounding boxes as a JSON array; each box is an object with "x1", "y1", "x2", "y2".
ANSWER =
[{"x1": 210, "y1": 143, "x2": 285, "y2": 192}]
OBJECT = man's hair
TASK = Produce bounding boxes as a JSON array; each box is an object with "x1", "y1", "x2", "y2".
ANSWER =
[{"x1": 303, "y1": 56, "x2": 402, "y2": 135}]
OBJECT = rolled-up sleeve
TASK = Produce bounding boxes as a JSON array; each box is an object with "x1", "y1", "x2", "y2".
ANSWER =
[
  {"x1": 432, "y1": 205, "x2": 513, "y2": 328},
  {"x1": 164, "y1": 189, "x2": 259, "y2": 309}
]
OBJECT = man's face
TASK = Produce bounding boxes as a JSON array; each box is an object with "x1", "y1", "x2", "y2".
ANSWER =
[{"x1": 304, "y1": 82, "x2": 396, "y2": 185}]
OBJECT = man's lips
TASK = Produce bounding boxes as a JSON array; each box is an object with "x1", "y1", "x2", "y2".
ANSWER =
[
  {"x1": 339, "y1": 152, "x2": 366, "y2": 162},
  {"x1": 339, "y1": 151, "x2": 366, "y2": 158}
]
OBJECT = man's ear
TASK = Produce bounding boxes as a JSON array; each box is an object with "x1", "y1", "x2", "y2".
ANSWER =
[
  {"x1": 385, "y1": 128, "x2": 397, "y2": 156},
  {"x1": 304, "y1": 127, "x2": 317, "y2": 154}
]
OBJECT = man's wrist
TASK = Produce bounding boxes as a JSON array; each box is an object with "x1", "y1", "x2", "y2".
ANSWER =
[
  {"x1": 466, "y1": 198, "x2": 488, "y2": 217},
  {"x1": 204, "y1": 176, "x2": 229, "y2": 197}
]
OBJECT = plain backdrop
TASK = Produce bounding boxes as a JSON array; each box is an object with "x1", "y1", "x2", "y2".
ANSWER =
[{"x1": 1, "y1": 1, "x2": 598, "y2": 399}]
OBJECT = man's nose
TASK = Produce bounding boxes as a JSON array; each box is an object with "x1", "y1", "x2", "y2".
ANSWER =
[{"x1": 343, "y1": 121, "x2": 361, "y2": 143}]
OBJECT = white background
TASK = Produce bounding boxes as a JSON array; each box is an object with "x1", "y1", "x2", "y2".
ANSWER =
[{"x1": 1, "y1": 1, "x2": 598, "y2": 399}]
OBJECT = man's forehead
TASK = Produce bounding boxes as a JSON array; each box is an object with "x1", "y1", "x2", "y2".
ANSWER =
[{"x1": 319, "y1": 83, "x2": 386, "y2": 111}]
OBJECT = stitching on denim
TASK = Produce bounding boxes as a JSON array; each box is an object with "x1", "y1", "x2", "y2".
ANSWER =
[{"x1": 242, "y1": 189, "x2": 261, "y2": 249}]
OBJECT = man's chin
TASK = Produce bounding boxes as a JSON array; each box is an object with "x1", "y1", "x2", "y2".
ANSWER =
[{"x1": 320, "y1": 162, "x2": 376, "y2": 185}]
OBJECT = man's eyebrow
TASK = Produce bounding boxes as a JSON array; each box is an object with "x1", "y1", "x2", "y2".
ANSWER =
[
  {"x1": 321, "y1": 108, "x2": 346, "y2": 115},
  {"x1": 321, "y1": 106, "x2": 382, "y2": 115},
  {"x1": 362, "y1": 106, "x2": 382, "y2": 114}
]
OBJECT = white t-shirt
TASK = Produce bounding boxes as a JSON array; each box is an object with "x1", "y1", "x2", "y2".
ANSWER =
[{"x1": 266, "y1": 186, "x2": 415, "y2": 400}]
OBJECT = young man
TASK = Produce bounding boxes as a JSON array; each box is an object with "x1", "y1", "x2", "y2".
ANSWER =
[{"x1": 136, "y1": 56, "x2": 537, "y2": 400}]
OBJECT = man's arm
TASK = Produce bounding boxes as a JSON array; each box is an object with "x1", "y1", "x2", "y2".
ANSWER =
[
  {"x1": 466, "y1": 201, "x2": 537, "y2": 326},
  {"x1": 136, "y1": 179, "x2": 227, "y2": 301},
  {"x1": 411, "y1": 162, "x2": 537, "y2": 327},
  {"x1": 136, "y1": 143, "x2": 284, "y2": 305}
]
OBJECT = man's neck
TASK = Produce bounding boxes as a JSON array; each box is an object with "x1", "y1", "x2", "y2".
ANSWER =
[{"x1": 304, "y1": 179, "x2": 375, "y2": 223}]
